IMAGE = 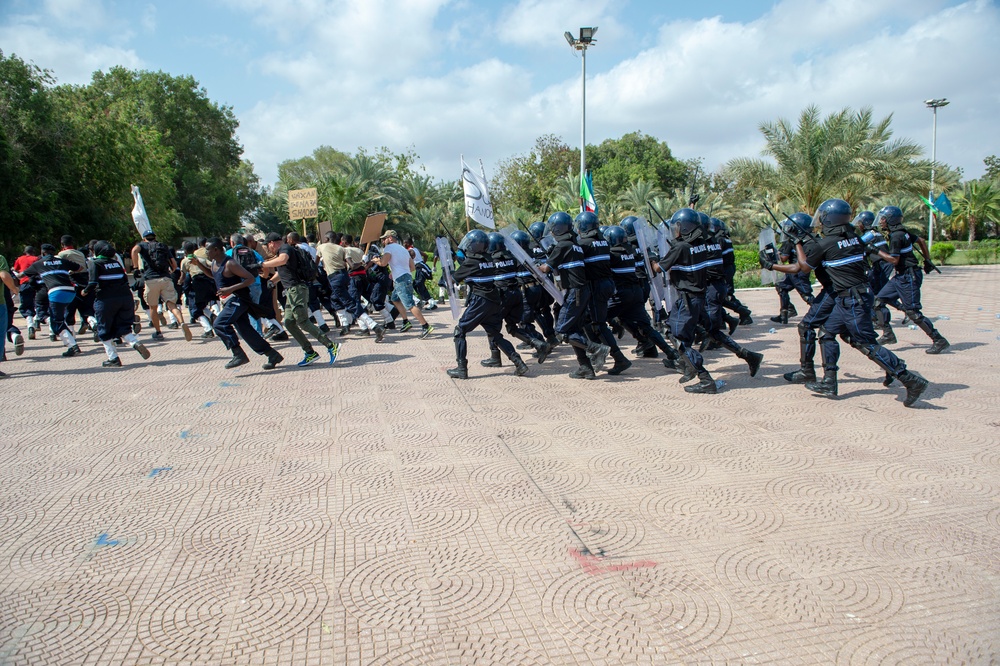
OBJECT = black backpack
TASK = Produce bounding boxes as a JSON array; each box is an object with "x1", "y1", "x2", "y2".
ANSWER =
[
  {"x1": 233, "y1": 245, "x2": 261, "y2": 275},
  {"x1": 292, "y1": 246, "x2": 318, "y2": 283},
  {"x1": 146, "y1": 241, "x2": 173, "y2": 273}
]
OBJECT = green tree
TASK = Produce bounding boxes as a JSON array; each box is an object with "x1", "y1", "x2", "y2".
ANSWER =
[
  {"x1": 492, "y1": 134, "x2": 577, "y2": 215},
  {"x1": 984, "y1": 155, "x2": 1000, "y2": 181},
  {"x1": 727, "y1": 106, "x2": 929, "y2": 213},
  {"x1": 617, "y1": 180, "x2": 665, "y2": 216},
  {"x1": 950, "y1": 179, "x2": 1000, "y2": 242},
  {"x1": 278, "y1": 145, "x2": 349, "y2": 189},
  {"x1": 588, "y1": 131, "x2": 687, "y2": 199}
]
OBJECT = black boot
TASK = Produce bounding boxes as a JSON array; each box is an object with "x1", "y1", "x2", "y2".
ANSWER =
[
  {"x1": 225, "y1": 350, "x2": 250, "y2": 369},
  {"x1": 447, "y1": 360, "x2": 469, "y2": 379},
  {"x1": 533, "y1": 339, "x2": 553, "y2": 364},
  {"x1": 783, "y1": 362, "x2": 816, "y2": 383},
  {"x1": 569, "y1": 364, "x2": 596, "y2": 380},
  {"x1": 640, "y1": 343, "x2": 658, "y2": 358},
  {"x1": 586, "y1": 342, "x2": 610, "y2": 373},
  {"x1": 926, "y1": 335, "x2": 950, "y2": 355},
  {"x1": 676, "y1": 353, "x2": 698, "y2": 384},
  {"x1": 738, "y1": 310, "x2": 753, "y2": 326},
  {"x1": 737, "y1": 348, "x2": 764, "y2": 377},
  {"x1": 684, "y1": 371, "x2": 718, "y2": 394},
  {"x1": 481, "y1": 350, "x2": 502, "y2": 367},
  {"x1": 899, "y1": 370, "x2": 929, "y2": 407},
  {"x1": 878, "y1": 325, "x2": 897, "y2": 345},
  {"x1": 789, "y1": 303, "x2": 798, "y2": 317},
  {"x1": 607, "y1": 350, "x2": 632, "y2": 376},
  {"x1": 512, "y1": 354, "x2": 530, "y2": 377},
  {"x1": 770, "y1": 310, "x2": 789, "y2": 325},
  {"x1": 724, "y1": 312, "x2": 740, "y2": 335},
  {"x1": 805, "y1": 372, "x2": 838, "y2": 397}
]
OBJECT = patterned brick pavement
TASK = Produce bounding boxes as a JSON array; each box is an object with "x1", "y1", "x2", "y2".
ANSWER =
[{"x1": 1, "y1": 266, "x2": 998, "y2": 664}]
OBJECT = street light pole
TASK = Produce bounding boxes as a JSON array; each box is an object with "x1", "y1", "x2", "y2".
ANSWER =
[
  {"x1": 925, "y1": 98, "x2": 949, "y2": 249},
  {"x1": 565, "y1": 27, "x2": 597, "y2": 209}
]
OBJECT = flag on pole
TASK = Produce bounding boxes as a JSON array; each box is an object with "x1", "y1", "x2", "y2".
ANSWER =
[
  {"x1": 580, "y1": 170, "x2": 597, "y2": 214},
  {"x1": 461, "y1": 156, "x2": 495, "y2": 229},
  {"x1": 934, "y1": 192, "x2": 953, "y2": 216},
  {"x1": 131, "y1": 184, "x2": 153, "y2": 238},
  {"x1": 919, "y1": 194, "x2": 938, "y2": 212}
]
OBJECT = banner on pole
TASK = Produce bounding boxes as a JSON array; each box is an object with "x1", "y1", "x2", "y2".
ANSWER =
[
  {"x1": 461, "y1": 157, "x2": 495, "y2": 228},
  {"x1": 131, "y1": 185, "x2": 153, "y2": 238},
  {"x1": 288, "y1": 188, "x2": 318, "y2": 220}
]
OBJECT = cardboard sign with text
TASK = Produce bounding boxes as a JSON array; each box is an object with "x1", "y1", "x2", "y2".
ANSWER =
[
  {"x1": 288, "y1": 188, "x2": 318, "y2": 220},
  {"x1": 359, "y1": 212, "x2": 388, "y2": 244}
]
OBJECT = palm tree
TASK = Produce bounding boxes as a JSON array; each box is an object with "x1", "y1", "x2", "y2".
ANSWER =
[
  {"x1": 728, "y1": 106, "x2": 928, "y2": 213},
  {"x1": 950, "y1": 180, "x2": 1000, "y2": 243},
  {"x1": 547, "y1": 170, "x2": 579, "y2": 214},
  {"x1": 617, "y1": 180, "x2": 665, "y2": 216}
]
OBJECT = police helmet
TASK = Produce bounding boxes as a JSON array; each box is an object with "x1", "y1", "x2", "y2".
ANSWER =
[
  {"x1": 547, "y1": 211, "x2": 574, "y2": 236},
  {"x1": 487, "y1": 232, "x2": 505, "y2": 254},
  {"x1": 697, "y1": 211, "x2": 711, "y2": 233},
  {"x1": 784, "y1": 212, "x2": 814, "y2": 236},
  {"x1": 709, "y1": 217, "x2": 727, "y2": 235},
  {"x1": 459, "y1": 229, "x2": 489, "y2": 254},
  {"x1": 510, "y1": 229, "x2": 531, "y2": 251},
  {"x1": 574, "y1": 211, "x2": 599, "y2": 234},
  {"x1": 598, "y1": 225, "x2": 609, "y2": 238},
  {"x1": 875, "y1": 205, "x2": 904, "y2": 230},
  {"x1": 669, "y1": 208, "x2": 702, "y2": 239},
  {"x1": 620, "y1": 216, "x2": 638, "y2": 237},
  {"x1": 528, "y1": 221, "x2": 546, "y2": 240},
  {"x1": 853, "y1": 210, "x2": 876, "y2": 231},
  {"x1": 816, "y1": 199, "x2": 853, "y2": 231},
  {"x1": 604, "y1": 225, "x2": 626, "y2": 247}
]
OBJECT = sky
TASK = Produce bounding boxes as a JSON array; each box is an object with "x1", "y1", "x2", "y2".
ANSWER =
[{"x1": 2, "y1": 0, "x2": 997, "y2": 189}]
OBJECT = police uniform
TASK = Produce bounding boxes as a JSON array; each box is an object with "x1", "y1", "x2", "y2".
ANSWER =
[
  {"x1": 23, "y1": 251, "x2": 83, "y2": 354},
  {"x1": 523, "y1": 237, "x2": 557, "y2": 342},
  {"x1": 782, "y1": 235, "x2": 836, "y2": 383},
  {"x1": 717, "y1": 229, "x2": 752, "y2": 324},
  {"x1": 798, "y1": 199, "x2": 929, "y2": 406},
  {"x1": 875, "y1": 226, "x2": 948, "y2": 353},
  {"x1": 448, "y1": 241, "x2": 527, "y2": 378},
  {"x1": 578, "y1": 225, "x2": 630, "y2": 374},
  {"x1": 862, "y1": 230, "x2": 896, "y2": 342},
  {"x1": 773, "y1": 238, "x2": 814, "y2": 323},
  {"x1": 481, "y1": 246, "x2": 549, "y2": 367}
]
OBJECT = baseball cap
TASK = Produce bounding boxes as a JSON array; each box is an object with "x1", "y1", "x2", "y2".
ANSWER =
[
  {"x1": 264, "y1": 232, "x2": 283, "y2": 243},
  {"x1": 143, "y1": 231, "x2": 156, "y2": 238},
  {"x1": 380, "y1": 229, "x2": 397, "y2": 240}
]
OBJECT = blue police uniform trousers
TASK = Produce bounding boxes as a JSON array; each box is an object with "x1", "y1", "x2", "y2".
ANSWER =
[{"x1": 821, "y1": 288, "x2": 906, "y2": 376}]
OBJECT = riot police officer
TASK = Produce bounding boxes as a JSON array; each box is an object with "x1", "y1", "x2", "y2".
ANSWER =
[
  {"x1": 762, "y1": 199, "x2": 929, "y2": 407},
  {"x1": 447, "y1": 230, "x2": 529, "y2": 379},
  {"x1": 712, "y1": 217, "x2": 753, "y2": 326},
  {"x1": 541, "y1": 212, "x2": 610, "y2": 379},
  {"x1": 771, "y1": 224, "x2": 815, "y2": 324},
  {"x1": 575, "y1": 211, "x2": 631, "y2": 375},
  {"x1": 873, "y1": 205, "x2": 949, "y2": 354},
  {"x1": 854, "y1": 211, "x2": 896, "y2": 344},
  {"x1": 524, "y1": 221, "x2": 558, "y2": 344}
]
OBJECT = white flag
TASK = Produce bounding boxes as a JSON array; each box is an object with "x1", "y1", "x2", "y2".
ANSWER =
[
  {"x1": 131, "y1": 184, "x2": 153, "y2": 238},
  {"x1": 461, "y1": 157, "x2": 494, "y2": 229}
]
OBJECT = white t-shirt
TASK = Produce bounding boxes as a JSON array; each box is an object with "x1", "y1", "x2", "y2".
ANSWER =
[
  {"x1": 409, "y1": 246, "x2": 425, "y2": 264},
  {"x1": 382, "y1": 242, "x2": 413, "y2": 279}
]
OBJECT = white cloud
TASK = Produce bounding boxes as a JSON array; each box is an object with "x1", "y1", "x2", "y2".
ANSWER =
[{"x1": 497, "y1": 0, "x2": 620, "y2": 49}]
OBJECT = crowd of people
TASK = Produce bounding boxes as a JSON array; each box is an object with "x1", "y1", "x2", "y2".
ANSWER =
[{"x1": 0, "y1": 199, "x2": 948, "y2": 408}]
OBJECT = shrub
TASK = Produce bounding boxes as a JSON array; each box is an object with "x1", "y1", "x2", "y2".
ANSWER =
[
  {"x1": 930, "y1": 242, "x2": 955, "y2": 265},
  {"x1": 734, "y1": 248, "x2": 760, "y2": 274},
  {"x1": 733, "y1": 271, "x2": 763, "y2": 289},
  {"x1": 966, "y1": 247, "x2": 995, "y2": 265}
]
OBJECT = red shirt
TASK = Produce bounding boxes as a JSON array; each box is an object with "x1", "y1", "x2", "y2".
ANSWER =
[{"x1": 12, "y1": 255, "x2": 39, "y2": 285}]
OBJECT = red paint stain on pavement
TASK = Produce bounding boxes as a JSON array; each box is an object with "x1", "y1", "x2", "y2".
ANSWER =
[{"x1": 570, "y1": 547, "x2": 657, "y2": 575}]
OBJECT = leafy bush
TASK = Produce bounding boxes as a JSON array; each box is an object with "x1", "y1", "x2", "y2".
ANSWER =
[
  {"x1": 734, "y1": 248, "x2": 761, "y2": 274},
  {"x1": 930, "y1": 242, "x2": 955, "y2": 265},
  {"x1": 966, "y1": 247, "x2": 996, "y2": 265},
  {"x1": 733, "y1": 271, "x2": 763, "y2": 289}
]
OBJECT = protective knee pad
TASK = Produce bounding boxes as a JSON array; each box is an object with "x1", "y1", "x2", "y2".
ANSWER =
[
  {"x1": 797, "y1": 321, "x2": 812, "y2": 341},
  {"x1": 851, "y1": 340, "x2": 895, "y2": 376},
  {"x1": 452, "y1": 325, "x2": 466, "y2": 340}
]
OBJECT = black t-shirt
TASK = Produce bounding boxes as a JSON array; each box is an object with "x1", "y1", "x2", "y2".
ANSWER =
[
  {"x1": 577, "y1": 229, "x2": 613, "y2": 281},
  {"x1": 659, "y1": 232, "x2": 716, "y2": 295},
  {"x1": 609, "y1": 244, "x2": 640, "y2": 286},
  {"x1": 137, "y1": 241, "x2": 172, "y2": 280},
  {"x1": 88, "y1": 256, "x2": 131, "y2": 297},
  {"x1": 887, "y1": 228, "x2": 920, "y2": 274},
  {"x1": 546, "y1": 233, "x2": 588, "y2": 289},
  {"x1": 704, "y1": 237, "x2": 725, "y2": 281},
  {"x1": 803, "y1": 227, "x2": 869, "y2": 294},
  {"x1": 491, "y1": 251, "x2": 518, "y2": 291},
  {"x1": 453, "y1": 252, "x2": 500, "y2": 302},
  {"x1": 719, "y1": 234, "x2": 735, "y2": 270},
  {"x1": 276, "y1": 244, "x2": 302, "y2": 287}
]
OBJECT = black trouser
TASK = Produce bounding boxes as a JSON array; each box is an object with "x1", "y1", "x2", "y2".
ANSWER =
[
  {"x1": 489, "y1": 288, "x2": 543, "y2": 353},
  {"x1": 523, "y1": 283, "x2": 556, "y2": 339},
  {"x1": 94, "y1": 292, "x2": 135, "y2": 341},
  {"x1": 213, "y1": 293, "x2": 275, "y2": 356},
  {"x1": 454, "y1": 293, "x2": 514, "y2": 362}
]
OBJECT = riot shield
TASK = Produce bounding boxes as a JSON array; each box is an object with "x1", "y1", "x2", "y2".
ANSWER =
[
  {"x1": 632, "y1": 216, "x2": 669, "y2": 312},
  {"x1": 498, "y1": 227, "x2": 564, "y2": 305},
  {"x1": 435, "y1": 237, "x2": 462, "y2": 320},
  {"x1": 759, "y1": 227, "x2": 779, "y2": 286}
]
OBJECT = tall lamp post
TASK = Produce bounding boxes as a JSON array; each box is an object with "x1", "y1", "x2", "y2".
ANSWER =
[
  {"x1": 925, "y1": 98, "x2": 949, "y2": 249},
  {"x1": 565, "y1": 27, "x2": 598, "y2": 205}
]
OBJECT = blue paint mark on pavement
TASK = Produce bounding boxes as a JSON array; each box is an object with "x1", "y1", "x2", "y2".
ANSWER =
[
  {"x1": 201, "y1": 401, "x2": 217, "y2": 409},
  {"x1": 219, "y1": 381, "x2": 240, "y2": 387},
  {"x1": 148, "y1": 467, "x2": 173, "y2": 478},
  {"x1": 96, "y1": 533, "x2": 120, "y2": 547}
]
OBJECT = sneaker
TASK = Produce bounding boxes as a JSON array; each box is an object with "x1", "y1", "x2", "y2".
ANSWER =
[
  {"x1": 181, "y1": 323, "x2": 193, "y2": 341},
  {"x1": 384, "y1": 321, "x2": 396, "y2": 330},
  {"x1": 92, "y1": 331, "x2": 100, "y2": 343},
  {"x1": 132, "y1": 321, "x2": 142, "y2": 334},
  {"x1": 62, "y1": 345, "x2": 81, "y2": 357},
  {"x1": 400, "y1": 320, "x2": 413, "y2": 333},
  {"x1": 319, "y1": 323, "x2": 331, "y2": 333},
  {"x1": 167, "y1": 321, "x2": 179, "y2": 329},
  {"x1": 49, "y1": 331, "x2": 56, "y2": 342},
  {"x1": 297, "y1": 350, "x2": 320, "y2": 367},
  {"x1": 225, "y1": 352, "x2": 250, "y2": 369},
  {"x1": 374, "y1": 324, "x2": 386, "y2": 342},
  {"x1": 77, "y1": 321, "x2": 89, "y2": 335},
  {"x1": 262, "y1": 351, "x2": 283, "y2": 370},
  {"x1": 13, "y1": 333, "x2": 24, "y2": 356},
  {"x1": 132, "y1": 342, "x2": 151, "y2": 359},
  {"x1": 272, "y1": 331, "x2": 289, "y2": 341},
  {"x1": 27, "y1": 326, "x2": 36, "y2": 340},
  {"x1": 419, "y1": 324, "x2": 434, "y2": 339},
  {"x1": 327, "y1": 344, "x2": 340, "y2": 364},
  {"x1": 201, "y1": 329, "x2": 215, "y2": 339},
  {"x1": 151, "y1": 331, "x2": 164, "y2": 341},
  {"x1": 102, "y1": 357, "x2": 122, "y2": 367},
  {"x1": 262, "y1": 325, "x2": 278, "y2": 340},
  {"x1": 0, "y1": 369, "x2": 7, "y2": 379}
]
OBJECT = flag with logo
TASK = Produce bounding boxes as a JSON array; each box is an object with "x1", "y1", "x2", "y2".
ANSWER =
[
  {"x1": 461, "y1": 157, "x2": 495, "y2": 229},
  {"x1": 934, "y1": 192, "x2": 953, "y2": 216},
  {"x1": 580, "y1": 170, "x2": 597, "y2": 214}
]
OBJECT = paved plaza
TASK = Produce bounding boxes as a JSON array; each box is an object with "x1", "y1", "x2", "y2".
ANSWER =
[{"x1": 1, "y1": 265, "x2": 998, "y2": 665}]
